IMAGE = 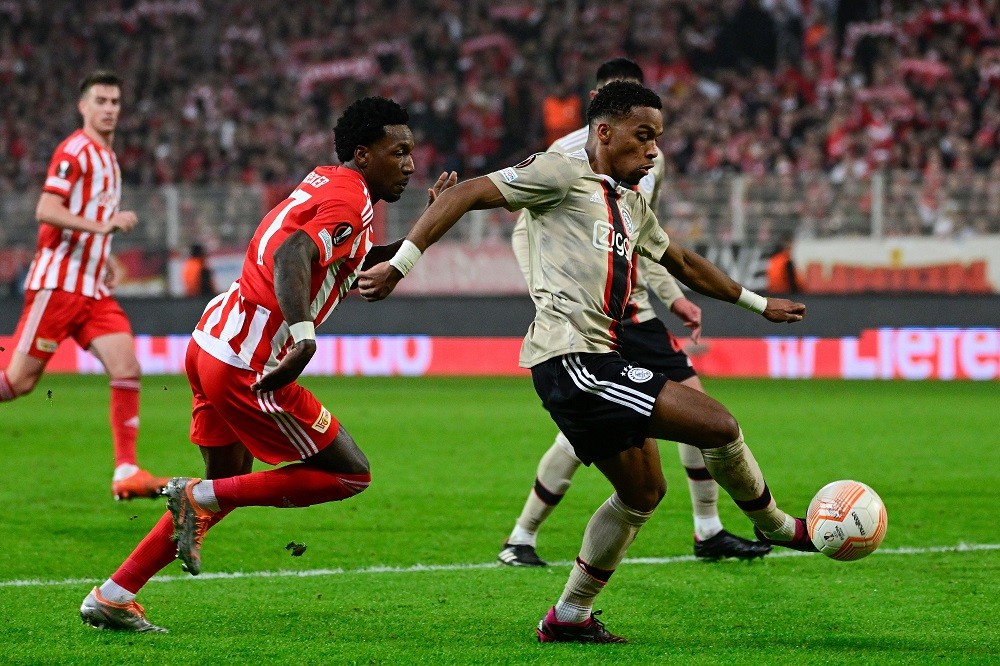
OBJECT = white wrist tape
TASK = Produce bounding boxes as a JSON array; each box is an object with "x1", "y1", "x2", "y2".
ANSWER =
[
  {"x1": 388, "y1": 240, "x2": 422, "y2": 277},
  {"x1": 736, "y1": 287, "x2": 768, "y2": 314},
  {"x1": 289, "y1": 321, "x2": 315, "y2": 343}
]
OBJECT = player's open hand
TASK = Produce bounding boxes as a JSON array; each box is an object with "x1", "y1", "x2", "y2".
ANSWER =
[
  {"x1": 357, "y1": 261, "x2": 402, "y2": 301},
  {"x1": 427, "y1": 171, "x2": 458, "y2": 207},
  {"x1": 670, "y1": 297, "x2": 703, "y2": 343},
  {"x1": 762, "y1": 297, "x2": 806, "y2": 323},
  {"x1": 108, "y1": 210, "x2": 138, "y2": 234},
  {"x1": 251, "y1": 339, "x2": 316, "y2": 393}
]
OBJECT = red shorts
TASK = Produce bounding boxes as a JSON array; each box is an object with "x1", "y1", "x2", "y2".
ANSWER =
[
  {"x1": 12, "y1": 289, "x2": 133, "y2": 361},
  {"x1": 185, "y1": 339, "x2": 340, "y2": 465}
]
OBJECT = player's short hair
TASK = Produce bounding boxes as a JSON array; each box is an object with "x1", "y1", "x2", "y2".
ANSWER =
[
  {"x1": 79, "y1": 70, "x2": 122, "y2": 96},
  {"x1": 587, "y1": 80, "x2": 662, "y2": 125},
  {"x1": 595, "y1": 58, "x2": 645, "y2": 86},
  {"x1": 333, "y1": 97, "x2": 410, "y2": 163}
]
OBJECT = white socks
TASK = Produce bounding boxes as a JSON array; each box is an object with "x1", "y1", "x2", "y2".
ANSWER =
[
  {"x1": 702, "y1": 429, "x2": 792, "y2": 537},
  {"x1": 507, "y1": 433, "x2": 581, "y2": 546},
  {"x1": 99, "y1": 579, "x2": 136, "y2": 604},
  {"x1": 555, "y1": 493, "x2": 654, "y2": 623},
  {"x1": 694, "y1": 516, "x2": 724, "y2": 541},
  {"x1": 112, "y1": 463, "x2": 139, "y2": 482},
  {"x1": 192, "y1": 479, "x2": 220, "y2": 512},
  {"x1": 677, "y1": 442, "x2": 723, "y2": 539}
]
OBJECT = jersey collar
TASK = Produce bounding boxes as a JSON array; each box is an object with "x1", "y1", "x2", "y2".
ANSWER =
[{"x1": 568, "y1": 148, "x2": 620, "y2": 188}]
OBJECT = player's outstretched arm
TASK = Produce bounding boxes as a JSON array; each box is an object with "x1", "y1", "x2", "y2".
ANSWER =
[
  {"x1": 658, "y1": 242, "x2": 805, "y2": 323},
  {"x1": 355, "y1": 173, "x2": 455, "y2": 283},
  {"x1": 358, "y1": 176, "x2": 507, "y2": 301},
  {"x1": 251, "y1": 231, "x2": 319, "y2": 394}
]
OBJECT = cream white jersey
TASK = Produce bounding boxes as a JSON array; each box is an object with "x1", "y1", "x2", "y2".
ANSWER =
[
  {"x1": 488, "y1": 151, "x2": 670, "y2": 367},
  {"x1": 512, "y1": 127, "x2": 683, "y2": 323}
]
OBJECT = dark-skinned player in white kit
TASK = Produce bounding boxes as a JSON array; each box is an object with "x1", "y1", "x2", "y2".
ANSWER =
[{"x1": 359, "y1": 81, "x2": 816, "y2": 644}]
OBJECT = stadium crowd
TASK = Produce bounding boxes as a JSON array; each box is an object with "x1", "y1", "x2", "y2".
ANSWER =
[{"x1": 3, "y1": 0, "x2": 1000, "y2": 231}]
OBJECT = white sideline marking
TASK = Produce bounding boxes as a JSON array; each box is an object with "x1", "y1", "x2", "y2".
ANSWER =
[{"x1": 1, "y1": 542, "x2": 997, "y2": 589}]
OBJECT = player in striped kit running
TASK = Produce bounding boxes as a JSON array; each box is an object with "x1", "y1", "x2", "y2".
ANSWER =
[
  {"x1": 80, "y1": 96, "x2": 455, "y2": 633},
  {"x1": 360, "y1": 81, "x2": 815, "y2": 644},
  {"x1": 0, "y1": 70, "x2": 168, "y2": 501}
]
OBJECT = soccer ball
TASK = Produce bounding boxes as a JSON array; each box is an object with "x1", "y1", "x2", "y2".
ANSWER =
[{"x1": 806, "y1": 480, "x2": 887, "y2": 561}]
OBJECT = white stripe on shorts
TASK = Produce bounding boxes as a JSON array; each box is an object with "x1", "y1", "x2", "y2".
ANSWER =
[
  {"x1": 16, "y1": 289, "x2": 53, "y2": 355},
  {"x1": 562, "y1": 354, "x2": 656, "y2": 416},
  {"x1": 264, "y1": 390, "x2": 319, "y2": 457},
  {"x1": 255, "y1": 388, "x2": 318, "y2": 458}
]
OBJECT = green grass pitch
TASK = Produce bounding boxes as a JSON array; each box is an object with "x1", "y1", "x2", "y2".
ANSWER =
[{"x1": 1, "y1": 375, "x2": 997, "y2": 664}]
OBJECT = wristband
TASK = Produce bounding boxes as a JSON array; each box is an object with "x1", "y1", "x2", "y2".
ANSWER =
[
  {"x1": 289, "y1": 321, "x2": 316, "y2": 343},
  {"x1": 388, "y1": 239, "x2": 422, "y2": 277},
  {"x1": 736, "y1": 287, "x2": 768, "y2": 314}
]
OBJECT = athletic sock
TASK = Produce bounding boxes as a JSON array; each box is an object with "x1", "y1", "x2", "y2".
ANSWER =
[
  {"x1": 701, "y1": 429, "x2": 793, "y2": 539},
  {"x1": 694, "y1": 515, "x2": 725, "y2": 541},
  {"x1": 508, "y1": 433, "x2": 581, "y2": 546},
  {"x1": 112, "y1": 509, "x2": 232, "y2": 593},
  {"x1": 98, "y1": 579, "x2": 136, "y2": 604},
  {"x1": 112, "y1": 463, "x2": 140, "y2": 482},
  {"x1": 111, "y1": 513, "x2": 177, "y2": 593},
  {"x1": 192, "y1": 479, "x2": 221, "y2": 512},
  {"x1": 0, "y1": 370, "x2": 14, "y2": 401},
  {"x1": 678, "y1": 442, "x2": 723, "y2": 540},
  {"x1": 211, "y1": 464, "x2": 371, "y2": 510},
  {"x1": 110, "y1": 378, "x2": 141, "y2": 467},
  {"x1": 555, "y1": 493, "x2": 653, "y2": 623}
]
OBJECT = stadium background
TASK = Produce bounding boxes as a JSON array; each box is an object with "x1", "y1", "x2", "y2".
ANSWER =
[
  {"x1": 2, "y1": 0, "x2": 999, "y2": 380},
  {"x1": 1, "y1": 2, "x2": 999, "y2": 662}
]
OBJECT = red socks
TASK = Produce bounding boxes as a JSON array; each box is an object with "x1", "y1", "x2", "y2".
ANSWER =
[
  {"x1": 212, "y1": 465, "x2": 371, "y2": 511},
  {"x1": 110, "y1": 378, "x2": 141, "y2": 466},
  {"x1": 111, "y1": 510, "x2": 231, "y2": 593},
  {"x1": 109, "y1": 467, "x2": 370, "y2": 595}
]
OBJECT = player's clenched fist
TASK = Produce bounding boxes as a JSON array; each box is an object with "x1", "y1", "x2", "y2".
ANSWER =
[{"x1": 108, "y1": 210, "x2": 138, "y2": 233}]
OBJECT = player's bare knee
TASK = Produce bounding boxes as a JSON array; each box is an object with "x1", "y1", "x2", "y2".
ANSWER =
[
  {"x1": 705, "y1": 412, "x2": 740, "y2": 448},
  {"x1": 10, "y1": 374, "x2": 39, "y2": 397},
  {"x1": 648, "y1": 476, "x2": 667, "y2": 508},
  {"x1": 109, "y1": 361, "x2": 141, "y2": 380},
  {"x1": 306, "y1": 426, "x2": 370, "y2": 475},
  {"x1": 620, "y1": 477, "x2": 665, "y2": 512}
]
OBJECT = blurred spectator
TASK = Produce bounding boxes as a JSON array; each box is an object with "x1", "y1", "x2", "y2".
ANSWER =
[
  {"x1": 181, "y1": 244, "x2": 215, "y2": 297},
  {"x1": 766, "y1": 234, "x2": 800, "y2": 293},
  {"x1": 3, "y1": 0, "x2": 1000, "y2": 206},
  {"x1": 542, "y1": 81, "x2": 583, "y2": 146}
]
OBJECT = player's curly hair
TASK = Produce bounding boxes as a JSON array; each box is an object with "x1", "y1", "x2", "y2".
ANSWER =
[
  {"x1": 333, "y1": 97, "x2": 409, "y2": 163},
  {"x1": 586, "y1": 80, "x2": 662, "y2": 126}
]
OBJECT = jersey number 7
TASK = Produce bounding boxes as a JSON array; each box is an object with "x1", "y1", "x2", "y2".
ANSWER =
[{"x1": 256, "y1": 189, "x2": 313, "y2": 265}]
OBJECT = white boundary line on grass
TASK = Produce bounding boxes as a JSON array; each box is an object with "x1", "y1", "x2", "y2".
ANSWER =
[{"x1": 2, "y1": 542, "x2": 997, "y2": 590}]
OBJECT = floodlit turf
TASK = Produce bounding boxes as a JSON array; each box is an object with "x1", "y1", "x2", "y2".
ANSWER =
[{"x1": 1, "y1": 375, "x2": 997, "y2": 664}]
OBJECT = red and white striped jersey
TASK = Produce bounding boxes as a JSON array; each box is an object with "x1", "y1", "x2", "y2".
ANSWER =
[
  {"x1": 25, "y1": 129, "x2": 122, "y2": 299},
  {"x1": 193, "y1": 165, "x2": 374, "y2": 373}
]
